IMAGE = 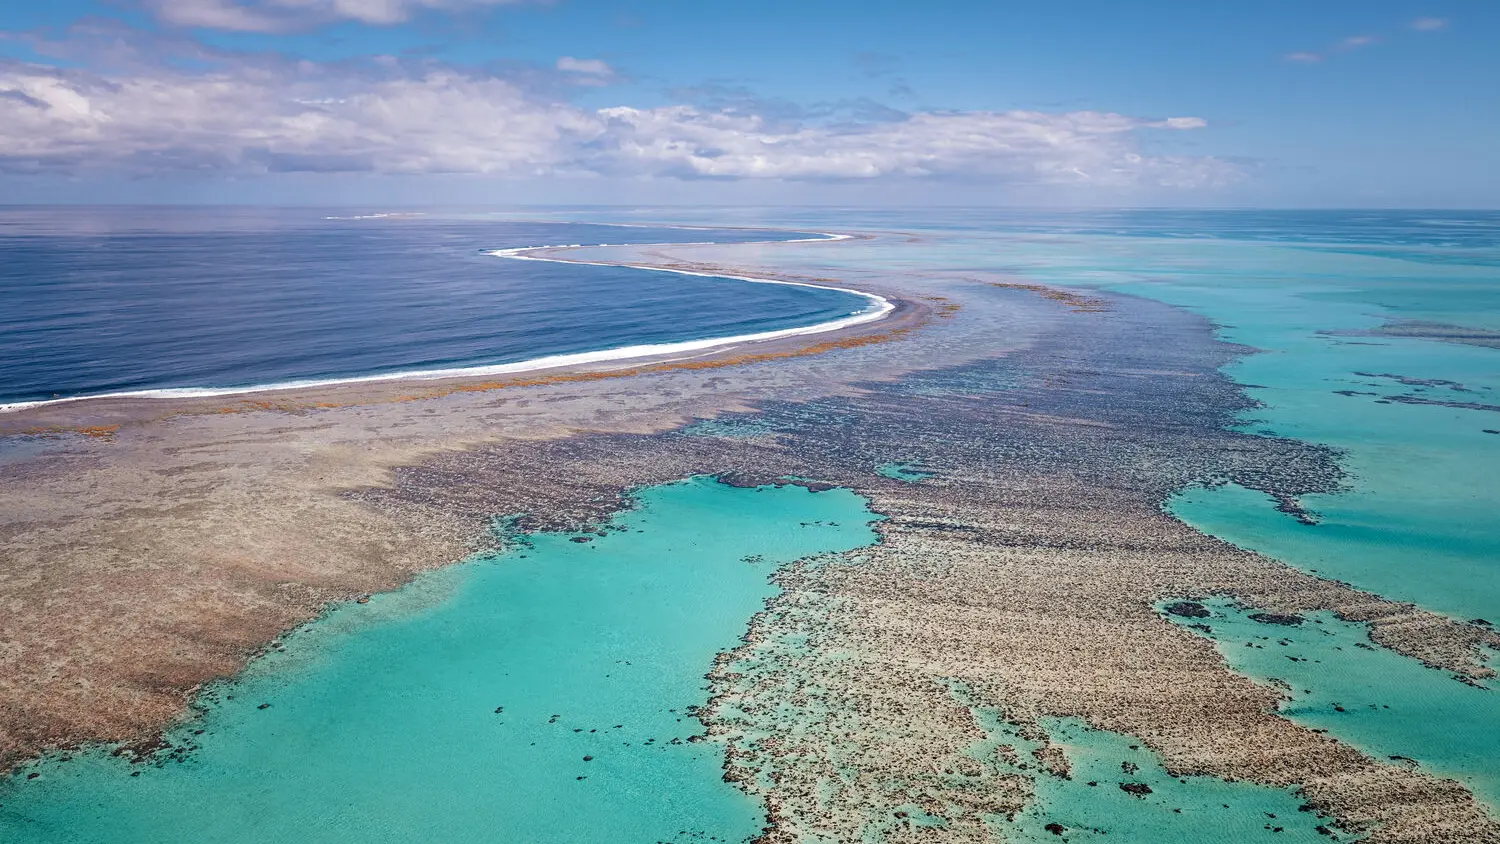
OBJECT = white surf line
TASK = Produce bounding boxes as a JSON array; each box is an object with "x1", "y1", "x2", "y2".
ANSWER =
[
  {"x1": 0, "y1": 232, "x2": 886, "y2": 415},
  {"x1": 450, "y1": 216, "x2": 843, "y2": 240}
]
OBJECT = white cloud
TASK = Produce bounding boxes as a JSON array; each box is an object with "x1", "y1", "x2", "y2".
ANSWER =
[
  {"x1": 1286, "y1": 33, "x2": 1382, "y2": 64},
  {"x1": 1411, "y1": 17, "x2": 1448, "y2": 31},
  {"x1": 594, "y1": 107, "x2": 1233, "y2": 187},
  {"x1": 555, "y1": 56, "x2": 611, "y2": 76},
  {"x1": 1338, "y1": 34, "x2": 1381, "y2": 50},
  {"x1": 554, "y1": 56, "x2": 614, "y2": 86},
  {"x1": 0, "y1": 64, "x2": 597, "y2": 175},
  {"x1": 0, "y1": 60, "x2": 1239, "y2": 191},
  {"x1": 145, "y1": 0, "x2": 534, "y2": 32}
]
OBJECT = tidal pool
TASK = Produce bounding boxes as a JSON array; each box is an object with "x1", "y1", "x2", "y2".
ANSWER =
[
  {"x1": 0, "y1": 476, "x2": 881, "y2": 844},
  {"x1": 876, "y1": 462, "x2": 933, "y2": 482}
]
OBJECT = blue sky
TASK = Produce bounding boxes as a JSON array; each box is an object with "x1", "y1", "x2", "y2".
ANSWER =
[{"x1": 0, "y1": 0, "x2": 1495, "y2": 206}]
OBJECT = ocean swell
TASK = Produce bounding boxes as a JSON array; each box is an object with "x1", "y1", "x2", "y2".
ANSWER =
[{"x1": 0, "y1": 231, "x2": 888, "y2": 414}]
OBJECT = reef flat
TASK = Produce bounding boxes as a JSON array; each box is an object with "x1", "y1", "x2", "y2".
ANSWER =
[{"x1": 1, "y1": 231, "x2": 1497, "y2": 842}]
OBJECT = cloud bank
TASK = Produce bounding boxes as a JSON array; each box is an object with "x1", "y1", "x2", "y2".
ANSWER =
[{"x1": 0, "y1": 56, "x2": 1237, "y2": 191}]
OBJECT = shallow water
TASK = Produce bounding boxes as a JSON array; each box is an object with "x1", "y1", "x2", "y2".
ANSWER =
[
  {"x1": 1102, "y1": 242, "x2": 1500, "y2": 623},
  {"x1": 0, "y1": 477, "x2": 881, "y2": 844},
  {"x1": 1172, "y1": 481, "x2": 1499, "y2": 625},
  {"x1": 964, "y1": 703, "x2": 1342, "y2": 842},
  {"x1": 681, "y1": 208, "x2": 1500, "y2": 624},
  {"x1": 875, "y1": 462, "x2": 932, "y2": 482},
  {"x1": 0, "y1": 208, "x2": 870, "y2": 406},
  {"x1": 1027, "y1": 222, "x2": 1500, "y2": 625},
  {"x1": 1160, "y1": 598, "x2": 1500, "y2": 811}
]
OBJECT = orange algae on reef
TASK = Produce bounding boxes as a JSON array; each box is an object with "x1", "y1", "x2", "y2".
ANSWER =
[
  {"x1": 20, "y1": 424, "x2": 121, "y2": 440},
  {"x1": 984, "y1": 281, "x2": 1110, "y2": 313}
]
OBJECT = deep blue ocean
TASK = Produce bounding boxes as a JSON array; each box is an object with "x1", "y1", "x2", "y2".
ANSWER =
[{"x1": 0, "y1": 208, "x2": 867, "y2": 406}]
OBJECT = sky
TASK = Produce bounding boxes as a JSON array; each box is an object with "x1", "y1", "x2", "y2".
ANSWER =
[{"x1": 0, "y1": 0, "x2": 1495, "y2": 207}]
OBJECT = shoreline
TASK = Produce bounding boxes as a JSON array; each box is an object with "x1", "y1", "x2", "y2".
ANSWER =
[{"x1": 0, "y1": 231, "x2": 883, "y2": 417}]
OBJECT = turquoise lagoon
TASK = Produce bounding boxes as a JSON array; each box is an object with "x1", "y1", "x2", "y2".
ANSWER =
[
  {"x1": 935, "y1": 216, "x2": 1500, "y2": 625},
  {"x1": 1161, "y1": 599, "x2": 1500, "y2": 810},
  {"x1": 949, "y1": 682, "x2": 1343, "y2": 842},
  {"x1": 983, "y1": 714, "x2": 1343, "y2": 843},
  {"x1": 1125, "y1": 250, "x2": 1500, "y2": 624},
  {"x1": 0, "y1": 477, "x2": 881, "y2": 844}
]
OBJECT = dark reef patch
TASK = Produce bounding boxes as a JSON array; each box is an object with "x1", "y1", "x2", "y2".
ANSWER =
[{"x1": 1165, "y1": 601, "x2": 1212, "y2": 619}]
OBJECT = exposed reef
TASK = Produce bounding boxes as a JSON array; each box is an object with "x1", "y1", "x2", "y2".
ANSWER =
[{"x1": 1327, "y1": 321, "x2": 1500, "y2": 351}]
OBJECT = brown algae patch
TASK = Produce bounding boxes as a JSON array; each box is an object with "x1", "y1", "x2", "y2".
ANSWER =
[{"x1": 982, "y1": 281, "x2": 1112, "y2": 313}]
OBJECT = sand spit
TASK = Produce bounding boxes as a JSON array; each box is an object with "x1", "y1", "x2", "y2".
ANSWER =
[{"x1": 1, "y1": 233, "x2": 1497, "y2": 841}]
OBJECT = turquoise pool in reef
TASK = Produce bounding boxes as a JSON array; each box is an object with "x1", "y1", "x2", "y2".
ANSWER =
[
  {"x1": 1161, "y1": 598, "x2": 1500, "y2": 811},
  {"x1": 946, "y1": 681, "x2": 1344, "y2": 843},
  {"x1": 0, "y1": 477, "x2": 881, "y2": 844},
  {"x1": 987, "y1": 715, "x2": 1344, "y2": 843},
  {"x1": 876, "y1": 462, "x2": 933, "y2": 482}
]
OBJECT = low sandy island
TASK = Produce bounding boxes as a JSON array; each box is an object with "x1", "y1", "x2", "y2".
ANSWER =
[{"x1": 2, "y1": 230, "x2": 1497, "y2": 842}]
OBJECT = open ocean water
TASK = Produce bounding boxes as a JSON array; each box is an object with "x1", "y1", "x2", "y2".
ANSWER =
[{"x1": 0, "y1": 207, "x2": 872, "y2": 408}]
